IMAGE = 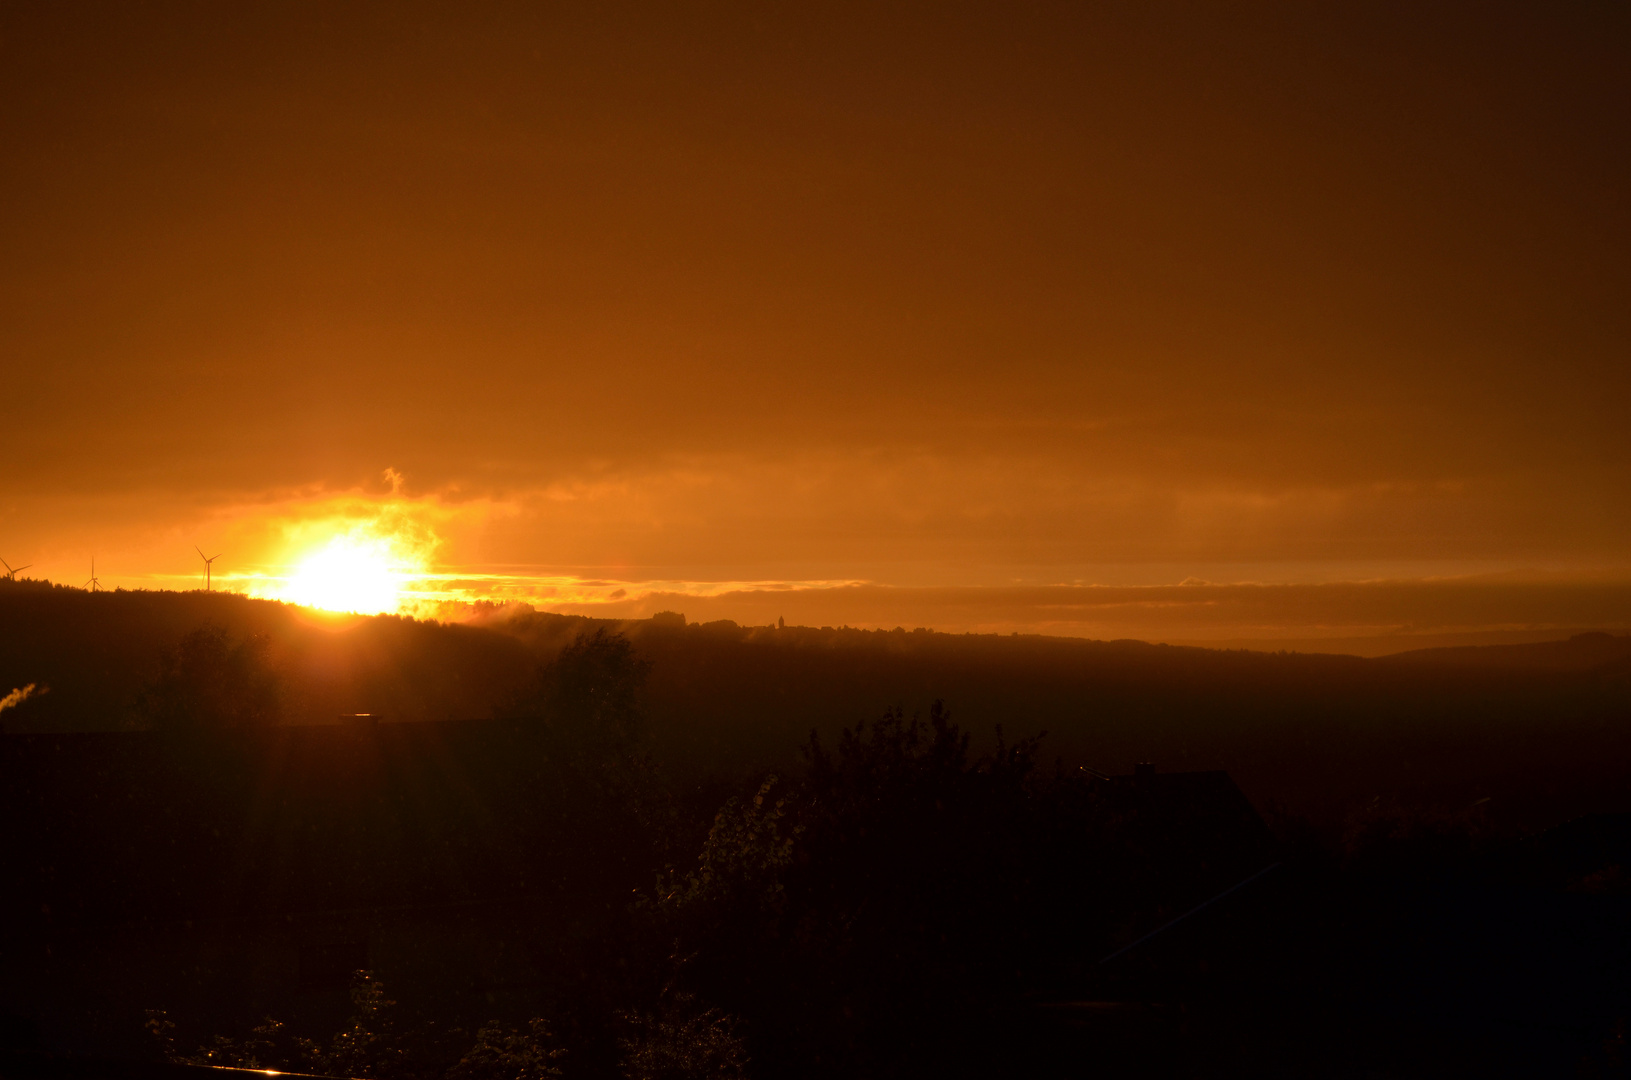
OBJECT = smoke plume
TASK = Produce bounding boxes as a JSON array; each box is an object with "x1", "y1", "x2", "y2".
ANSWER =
[{"x1": 0, "y1": 683, "x2": 46, "y2": 714}]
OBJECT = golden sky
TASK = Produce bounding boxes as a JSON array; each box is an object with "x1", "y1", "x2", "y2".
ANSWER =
[{"x1": 1, "y1": 3, "x2": 1627, "y2": 644}]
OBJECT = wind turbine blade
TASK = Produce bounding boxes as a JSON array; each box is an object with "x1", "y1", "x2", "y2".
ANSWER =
[{"x1": 15, "y1": 565, "x2": 30, "y2": 573}]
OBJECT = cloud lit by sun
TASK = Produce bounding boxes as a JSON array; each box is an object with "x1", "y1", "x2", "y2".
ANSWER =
[
  {"x1": 164, "y1": 476, "x2": 869, "y2": 620},
  {"x1": 237, "y1": 481, "x2": 446, "y2": 615}
]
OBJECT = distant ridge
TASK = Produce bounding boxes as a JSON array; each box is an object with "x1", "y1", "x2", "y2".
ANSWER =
[
  {"x1": 1377, "y1": 631, "x2": 1631, "y2": 673},
  {"x1": 4, "y1": 581, "x2": 1631, "y2": 837}
]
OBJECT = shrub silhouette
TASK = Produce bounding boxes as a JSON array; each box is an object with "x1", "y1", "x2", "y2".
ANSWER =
[
  {"x1": 147, "y1": 1010, "x2": 295, "y2": 1071},
  {"x1": 150, "y1": 973, "x2": 419, "y2": 1078}
]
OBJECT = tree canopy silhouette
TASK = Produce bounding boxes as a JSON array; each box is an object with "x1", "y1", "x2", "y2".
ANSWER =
[
  {"x1": 507, "y1": 626, "x2": 651, "y2": 754},
  {"x1": 645, "y1": 703, "x2": 1095, "y2": 1077},
  {"x1": 140, "y1": 623, "x2": 282, "y2": 733}
]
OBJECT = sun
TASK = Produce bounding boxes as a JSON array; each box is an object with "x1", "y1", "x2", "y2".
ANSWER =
[{"x1": 282, "y1": 533, "x2": 414, "y2": 615}]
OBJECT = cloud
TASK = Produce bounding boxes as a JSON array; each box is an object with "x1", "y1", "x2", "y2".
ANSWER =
[{"x1": 0, "y1": 3, "x2": 1626, "y2": 612}]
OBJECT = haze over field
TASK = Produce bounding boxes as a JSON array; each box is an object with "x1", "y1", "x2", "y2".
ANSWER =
[{"x1": 2, "y1": 2, "x2": 1627, "y2": 646}]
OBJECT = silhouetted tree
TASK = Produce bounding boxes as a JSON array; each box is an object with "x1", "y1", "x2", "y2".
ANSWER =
[
  {"x1": 149, "y1": 973, "x2": 465, "y2": 1080},
  {"x1": 298, "y1": 972, "x2": 405, "y2": 1078},
  {"x1": 508, "y1": 627, "x2": 650, "y2": 752},
  {"x1": 147, "y1": 1010, "x2": 293, "y2": 1071},
  {"x1": 658, "y1": 775, "x2": 799, "y2": 920},
  {"x1": 619, "y1": 995, "x2": 748, "y2": 1080},
  {"x1": 647, "y1": 702, "x2": 1074, "y2": 1077},
  {"x1": 141, "y1": 623, "x2": 281, "y2": 733},
  {"x1": 447, "y1": 1018, "x2": 566, "y2": 1080}
]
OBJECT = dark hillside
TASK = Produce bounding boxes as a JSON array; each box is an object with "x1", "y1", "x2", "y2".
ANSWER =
[
  {"x1": 4, "y1": 582, "x2": 1631, "y2": 833},
  {"x1": 5, "y1": 593, "x2": 1631, "y2": 1074},
  {"x1": 607, "y1": 619, "x2": 1631, "y2": 833},
  {"x1": 0, "y1": 581, "x2": 534, "y2": 730},
  {"x1": 1379, "y1": 630, "x2": 1631, "y2": 672}
]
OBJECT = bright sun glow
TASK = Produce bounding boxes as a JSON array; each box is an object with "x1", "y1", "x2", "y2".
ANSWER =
[{"x1": 282, "y1": 532, "x2": 418, "y2": 614}]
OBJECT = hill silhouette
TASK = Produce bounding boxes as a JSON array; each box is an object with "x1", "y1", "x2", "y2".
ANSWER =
[
  {"x1": 5, "y1": 582, "x2": 1631, "y2": 1075},
  {"x1": 3, "y1": 579, "x2": 1630, "y2": 833},
  {"x1": 1380, "y1": 629, "x2": 1631, "y2": 672},
  {"x1": 0, "y1": 581, "x2": 541, "y2": 732}
]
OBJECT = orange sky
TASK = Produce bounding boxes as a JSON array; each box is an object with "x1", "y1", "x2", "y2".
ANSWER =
[{"x1": 1, "y1": 2, "x2": 1627, "y2": 645}]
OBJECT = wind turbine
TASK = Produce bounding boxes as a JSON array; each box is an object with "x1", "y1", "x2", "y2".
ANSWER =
[
  {"x1": 0, "y1": 558, "x2": 30, "y2": 582},
  {"x1": 84, "y1": 557, "x2": 101, "y2": 592},
  {"x1": 195, "y1": 546, "x2": 222, "y2": 591}
]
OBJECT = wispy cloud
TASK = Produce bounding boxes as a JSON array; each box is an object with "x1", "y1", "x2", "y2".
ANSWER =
[{"x1": 10, "y1": 459, "x2": 1630, "y2": 644}]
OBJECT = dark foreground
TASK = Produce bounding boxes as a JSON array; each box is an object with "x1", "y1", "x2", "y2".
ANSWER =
[
  {"x1": 4, "y1": 718, "x2": 1629, "y2": 1077},
  {"x1": 2, "y1": 604, "x2": 1630, "y2": 1077}
]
